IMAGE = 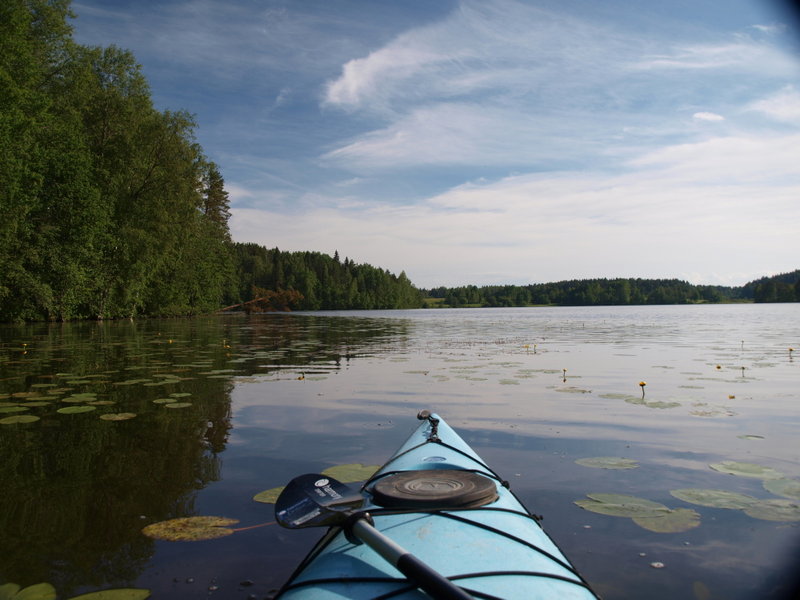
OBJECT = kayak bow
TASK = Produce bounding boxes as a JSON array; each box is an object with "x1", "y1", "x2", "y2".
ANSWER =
[{"x1": 275, "y1": 411, "x2": 599, "y2": 599}]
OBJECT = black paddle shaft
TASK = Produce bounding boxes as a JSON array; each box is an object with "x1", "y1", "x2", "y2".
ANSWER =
[
  {"x1": 275, "y1": 474, "x2": 474, "y2": 600},
  {"x1": 351, "y1": 517, "x2": 473, "y2": 600}
]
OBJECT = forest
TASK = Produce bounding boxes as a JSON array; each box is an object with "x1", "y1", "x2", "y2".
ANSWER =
[
  {"x1": 424, "y1": 270, "x2": 800, "y2": 308},
  {"x1": 1, "y1": 0, "x2": 236, "y2": 321},
  {"x1": 1, "y1": 1, "x2": 796, "y2": 323},
  {"x1": 0, "y1": 0, "x2": 422, "y2": 322}
]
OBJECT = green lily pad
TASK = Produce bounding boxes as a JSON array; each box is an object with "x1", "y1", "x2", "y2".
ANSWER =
[
  {"x1": 670, "y1": 488, "x2": 757, "y2": 509},
  {"x1": 0, "y1": 406, "x2": 29, "y2": 414},
  {"x1": 322, "y1": 463, "x2": 380, "y2": 483},
  {"x1": 56, "y1": 406, "x2": 97, "y2": 415},
  {"x1": 88, "y1": 400, "x2": 116, "y2": 406},
  {"x1": 576, "y1": 457, "x2": 639, "y2": 470},
  {"x1": 68, "y1": 589, "x2": 151, "y2": 600},
  {"x1": 763, "y1": 479, "x2": 800, "y2": 501},
  {"x1": 0, "y1": 583, "x2": 56, "y2": 600},
  {"x1": 709, "y1": 461, "x2": 784, "y2": 480},
  {"x1": 164, "y1": 402, "x2": 192, "y2": 409},
  {"x1": 633, "y1": 508, "x2": 701, "y2": 533},
  {"x1": 743, "y1": 499, "x2": 800, "y2": 521},
  {"x1": 99, "y1": 413, "x2": 137, "y2": 421},
  {"x1": 141, "y1": 516, "x2": 238, "y2": 541},
  {"x1": 253, "y1": 486, "x2": 285, "y2": 504},
  {"x1": 152, "y1": 398, "x2": 172, "y2": 404},
  {"x1": 114, "y1": 379, "x2": 151, "y2": 386},
  {"x1": 169, "y1": 392, "x2": 192, "y2": 398},
  {"x1": 0, "y1": 415, "x2": 40, "y2": 425},
  {"x1": 575, "y1": 494, "x2": 670, "y2": 517},
  {"x1": 22, "y1": 402, "x2": 51, "y2": 407},
  {"x1": 625, "y1": 397, "x2": 680, "y2": 409}
]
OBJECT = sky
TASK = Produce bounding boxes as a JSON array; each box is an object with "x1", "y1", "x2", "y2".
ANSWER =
[{"x1": 70, "y1": 0, "x2": 800, "y2": 289}]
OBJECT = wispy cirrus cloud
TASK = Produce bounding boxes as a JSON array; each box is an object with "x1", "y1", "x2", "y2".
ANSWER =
[
  {"x1": 320, "y1": 0, "x2": 799, "y2": 175},
  {"x1": 693, "y1": 112, "x2": 726, "y2": 121},
  {"x1": 747, "y1": 85, "x2": 800, "y2": 123}
]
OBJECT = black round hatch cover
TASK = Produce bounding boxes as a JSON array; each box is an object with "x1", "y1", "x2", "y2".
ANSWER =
[{"x1": 370, "y1": 470, "x2": 498, "y2": 509}]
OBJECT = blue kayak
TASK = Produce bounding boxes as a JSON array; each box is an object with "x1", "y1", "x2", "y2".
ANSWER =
[{"x1": 276, "y1": 411, "x2": 598, "y2": 599}]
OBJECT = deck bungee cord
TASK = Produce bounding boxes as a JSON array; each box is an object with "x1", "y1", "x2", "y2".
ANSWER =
[{"x1": 274, "y1": 411, "x2": 601, "y2": 600}]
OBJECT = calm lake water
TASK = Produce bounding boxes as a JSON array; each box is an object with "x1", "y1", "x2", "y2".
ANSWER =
[{"x1": 1, "y1": 304, "x2": 799, "y2": 599}]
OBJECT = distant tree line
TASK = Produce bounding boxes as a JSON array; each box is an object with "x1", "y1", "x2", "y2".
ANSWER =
[
  {"x1": 424, "y1": 270, "x2": 800, "y2": 308},
  {"x1": 230, "y1": 245, "x2": 425, "y2": 311},
  {"x1": 743, "y1": 271, "x2": 800, "y2": 303}
]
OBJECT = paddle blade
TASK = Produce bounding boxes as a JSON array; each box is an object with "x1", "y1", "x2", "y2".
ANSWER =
[{"x1": 275, "y1": 474, "x2": 364, "y2": 529}]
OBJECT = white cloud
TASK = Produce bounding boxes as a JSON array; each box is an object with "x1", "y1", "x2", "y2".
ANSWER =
[
  {"x1": 693, "y1": 112, "x2": 725, "y2": 121},
  {"x1": 322, "y1": 0, "x2": 635, "y2": 114},
  {"x1": 747, "y1": 86, "x2": 800, "y2": 123},
  {"x1": 751, "y1": 23, "x2": 788, "y2": 35},
  {"x1": 320, "y1": 0, "x2": 800, "y2": 174},
  {"x1": 634, "y1": 39, "x2": 796, "y2": 73},
  {"x1": 322, "y1": 103, "x2": 611, "y2": 169}
]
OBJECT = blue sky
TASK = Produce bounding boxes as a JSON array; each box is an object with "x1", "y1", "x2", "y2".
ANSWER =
[{"x1": 71, "y1": 0, "x2": 800, "y2": 288}]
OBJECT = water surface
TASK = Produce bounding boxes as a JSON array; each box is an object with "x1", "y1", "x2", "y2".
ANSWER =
[{"x1": 1, "y1": 305, "x2": 798, "y2": 599}]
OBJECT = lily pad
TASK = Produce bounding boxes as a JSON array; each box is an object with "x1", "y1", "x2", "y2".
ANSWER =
[
  {"x1": 68, "y1": 589, "x2": 151, "y2": 600},
  {"x1": 575, "y1": 494, "x2": 670, "y2": 517},
  {"x1": 99, "y1": 413, "x2": 137, "y2": 421},
  {"x1": 169, "y1": 392, "x2": 192, "y2": 398},
  {"x1": 763, "y1": 479, "x2": 800, "y2": 501},
  {"x1": 0, "y1": 406, "x2": 29, "y2": 414},
  {"x1": 141, "y1": 516, "x2": 238, "y2": 541},
  {"x1": 322, "y1": 463, "x2": 380, "y2": 483},
  {"x1": 633, "y1": 508, "x2": 701, "y2": 533},
  {"x1": 0, "y1": 583, "x2": 56, "y2": 600},
  {"x1": 164, "y1": 402, "x2": 192, "y2": 409},
  {"x1": 88, "y1": 400, "x2": 116, "y2": 406},
  {"x1": 152, "y1": 398, "x2": 172, "y2": 404},
  {"x1": 669, "y1": 489, "x2": 757, "y2": 509},
  {"x1": 709, "y1": 461, "x2": 784, "y2": 480},
  {"x1": 56, "y1": 406, "x2": 97, "y2": 414},
  {"x1": 0, "y1": 415, "x2": 40, "y2": 425},
  {"x1": 576, "y1": 457, "x2": 639, "y2": 470},
  {"x1": 625, "y1": 397, "x2": 680, "y2": 409},
  {"x1": 253, "y1": 486, "x2": 284, "y2": 504},
  {"x1": 743, "y1": 499, "x2": 800, "y2": 522}
]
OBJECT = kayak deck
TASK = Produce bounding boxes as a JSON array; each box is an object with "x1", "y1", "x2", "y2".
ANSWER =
[{"x1": 276, "y1": 412, "x2": 598, "y2": 599}]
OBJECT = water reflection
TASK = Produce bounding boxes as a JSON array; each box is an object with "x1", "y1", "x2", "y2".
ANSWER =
[
  {"x1": 0, "y1": 314, "x2": 411, "y2": 596},
  {"x1": 1, "y1": 307, "x2": 798, "y2": 599}
]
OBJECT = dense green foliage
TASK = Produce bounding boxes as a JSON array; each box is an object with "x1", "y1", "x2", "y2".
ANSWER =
[
  {"x1": 231, "y1": 244, "x2": 425, "y2": 311},
  {"x1": 0, "y1": 0, "x2": 235, "y2": 321},
  {"x1": 425, "y1": 270, "x2": 800, "y2": 308},
  {"x1": 743, "y1": 270, "x2": 800, "y2": 303}
]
